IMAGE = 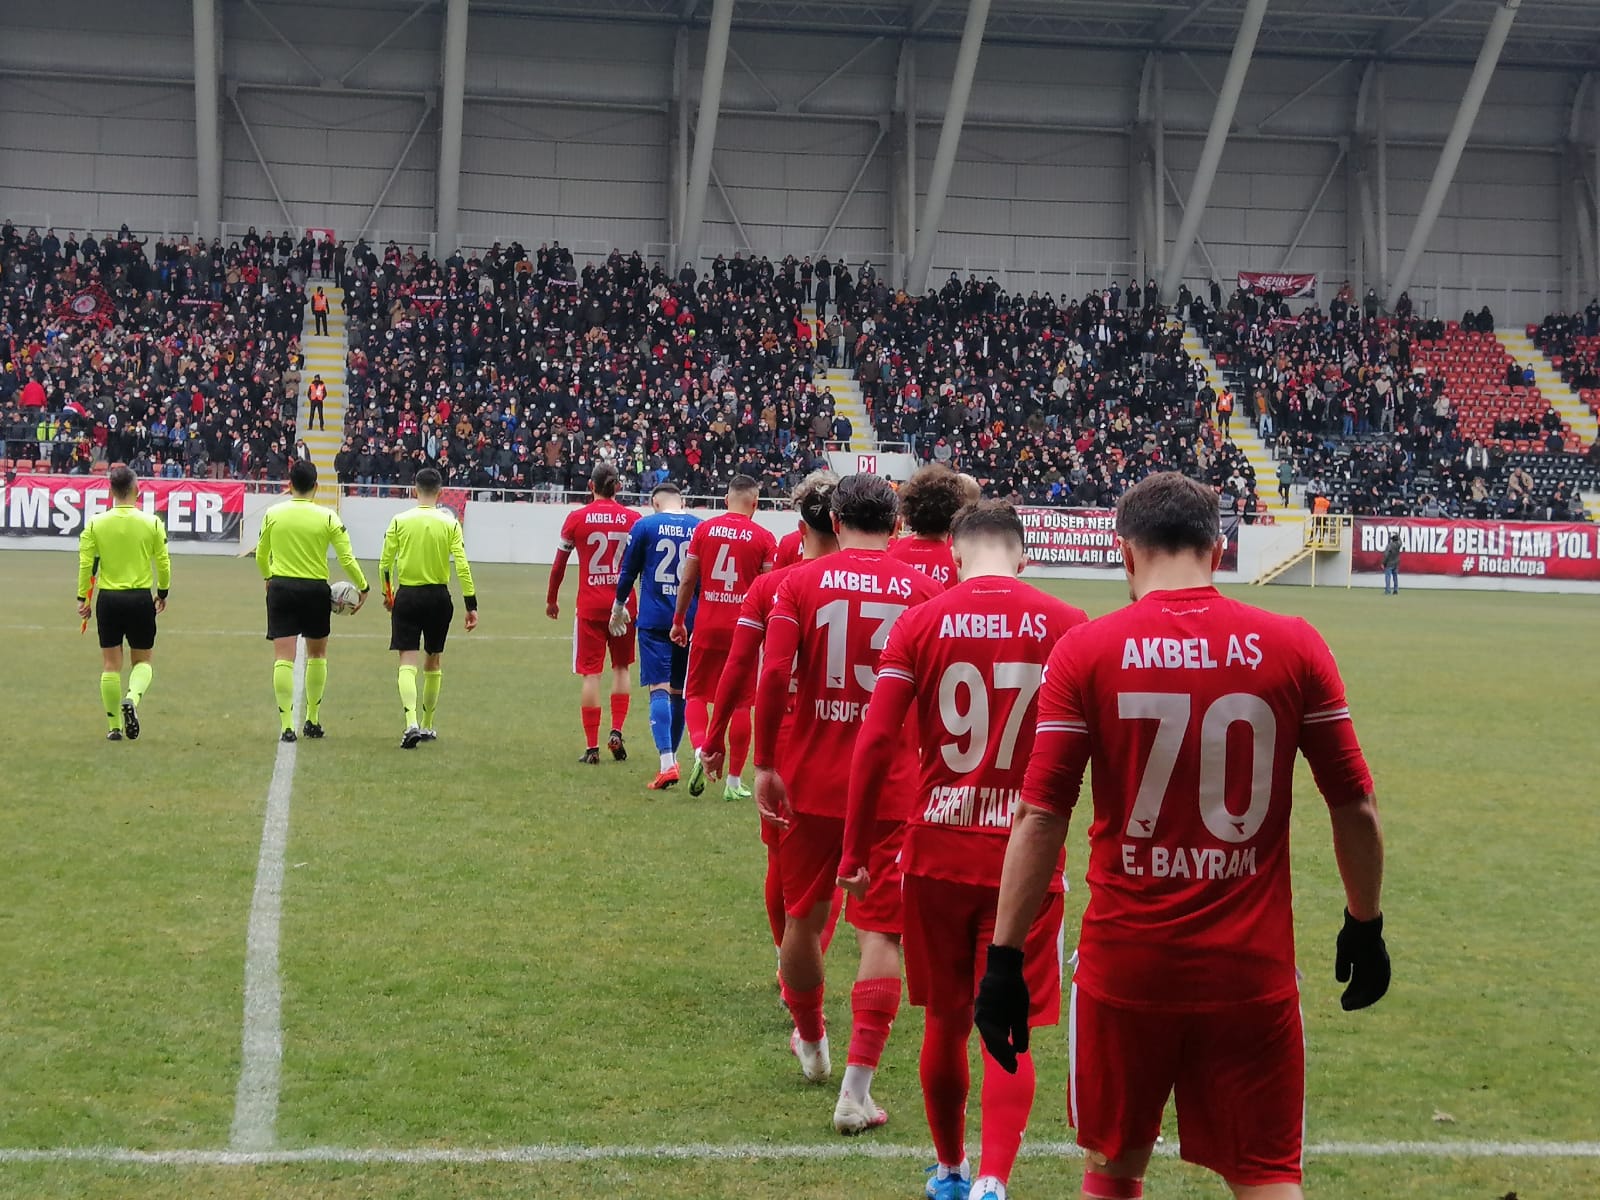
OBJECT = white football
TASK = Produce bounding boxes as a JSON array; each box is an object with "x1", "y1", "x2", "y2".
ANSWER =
[{"x1": 330, "y1": 581, "x2": 361, "y2": 613}]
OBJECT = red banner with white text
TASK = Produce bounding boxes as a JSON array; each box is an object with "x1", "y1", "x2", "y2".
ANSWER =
[
  {"x1": 0, "y1": 474, "x2": 246, "y2": 541},
  {"x1": 1019, "y1": 507, "x2": 1240, "y2": 572},
  {"x1": 1237, "y1": 271, "x2": 1318, "y2": 298},
  {"x1": 1353, "y1": 517, "x2": 1600, "y2": 580}
]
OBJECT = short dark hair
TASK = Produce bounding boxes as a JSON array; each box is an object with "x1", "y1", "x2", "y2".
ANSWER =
[
  {"x1": 290, "y1": 459, "x2": 318, "y2": 494},
  {"x1": 1115, "y1": 471, "x2": 1219, "y2": 556},
  {"x1": 950, "y1": 500, "x2": 1025, "y2": 550},
  {"x1": 651, "y1": 481, "x2": 681, "y2": 498},
  {"x1": 108, "y1": 463, "x2": 136, "y2": 499},
  {"x1": 898, "y1": 464, "x2": 968, "y2": 537},
  {"x1": 415, "y1": 466, "x2": 442, "y2": 492},
  {"x1": 728, "y1": 474, "x2": 759, "y2": 497},
  {"x1": 591, "y1": 461, "x2": 620, "y2": 498},
  {"x1": 832, "y1": 472, "x2": 899, "y2": 535},
  {"x1": 791, "y1": 469, "x2": 839, "y2": 534}
]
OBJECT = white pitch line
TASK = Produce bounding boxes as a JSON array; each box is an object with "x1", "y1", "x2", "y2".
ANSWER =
[
  {"x1": 1, "y1": 1140, "x2": 1598, "y2": 1167},
  {"x1": 229, "y1": 643, "x2": 304, "y2": 1153}
]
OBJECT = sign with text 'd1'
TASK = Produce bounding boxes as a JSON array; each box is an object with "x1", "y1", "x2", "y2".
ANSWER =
[{"x1": 856, "y1": 454, "x2": 877, "y2": 475}]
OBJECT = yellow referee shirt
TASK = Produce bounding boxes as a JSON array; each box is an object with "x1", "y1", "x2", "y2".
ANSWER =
[
  {"x1": 78, "y1": 503, "x2": 172, "y2": 598},
  {"x1": 255, "y1": 496, "x2": 369, "y2": 590},
  {"x1": 379, "y1": 504, "x2": 477, "y2": 607}
]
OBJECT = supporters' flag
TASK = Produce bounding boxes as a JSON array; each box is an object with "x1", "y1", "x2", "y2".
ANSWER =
[{"x1": 59, "y1": 283, "x2": 116, "y2": 330}]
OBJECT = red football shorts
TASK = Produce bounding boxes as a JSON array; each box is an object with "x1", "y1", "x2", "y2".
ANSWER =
[
  {"x1": 902, "y1": 874, "x2": 1063, "y2": 1023},
  {"x1": 572, "y1": 613, "x2": 635, "y2": 676},
  {"x1": 1068, "y1": 986, "x2": 1305, "y2": 1187},
  {"x1": 780, "y1": 813, "x2": 901, "y2": 935},
  {"x1": 684, "y1": 638, "x2": 730, "y2": 701}
]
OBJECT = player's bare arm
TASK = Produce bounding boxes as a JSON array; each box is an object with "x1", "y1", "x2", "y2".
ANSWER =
[{"x1": 1331, "y1": 793, "x2": 1389, "y2": 1010}]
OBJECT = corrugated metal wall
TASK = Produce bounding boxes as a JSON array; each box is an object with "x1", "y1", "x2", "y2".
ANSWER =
[{"x1": 0, "y1": 0, "x2": 1586, "y2": 319}]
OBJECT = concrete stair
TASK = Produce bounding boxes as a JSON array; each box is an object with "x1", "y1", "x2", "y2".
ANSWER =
[
  {"x1": 1182, "y1": 324, "x2": 1301, "y2": 520},
  {"x1": 803, "y1": 301, "x2": 875, "y2": 453},
  {"x1": 298, "y1": 285, "x2": 346, "y2": 506}
]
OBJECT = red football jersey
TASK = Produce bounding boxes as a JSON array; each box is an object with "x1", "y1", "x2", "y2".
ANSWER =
[
  {"x1": 887, "y1": 535, "x2": 959, "y2": 590},
  {"x1": 1024, "y1": 586, "x2": 1374, "y2": 1010},
  {"x1": 775, "y1": 527, "x2": 805, "y2": 569},
  {"x1": 849, "y1": 576, "x2": 1089, "y2": 887},
  {"x1": 706, "y1": 561, "x2": 803, "y2": 748},
  {"x1": 557, "y1": 498, "x2": 640, "y2": 616},
  {"x1": 757, "y1": 548, "x2": 941, "y2": 820},
  {"x1": 686, "y1": 513, "x2": 778, "y2": 644}
]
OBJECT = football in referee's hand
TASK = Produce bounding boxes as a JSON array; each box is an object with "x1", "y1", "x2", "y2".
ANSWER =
[{"x1": 330, "y1": 581, "x2": 361, "y2": 614}]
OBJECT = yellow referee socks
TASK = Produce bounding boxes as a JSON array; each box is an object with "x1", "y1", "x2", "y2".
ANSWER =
[
  {"x1": 127, "y1": 662, "x2": 153, "y2": 705},
  {"x1": 273, "y1": 659, "x2": 295, "y2": 732},
  {"x1": 420, "y1": 670, "x2": 442, "y2": 730},
  {"x1": 100, "y1": 672, "x2": 121, "y2": 731},
  {"x1": 398, "y1": 664, "x2": 419, "y2": 728},
  {"x1": 304, "y1": 658, "x2": 328, "y2": 724}
]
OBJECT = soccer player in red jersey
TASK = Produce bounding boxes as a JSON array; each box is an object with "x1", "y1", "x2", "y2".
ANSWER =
[
  {"x1": 546, "y1": 463, "x2": 641, "y2": 763},
  {"x1": 754, "y1": 473, "x2": 941, "y2": 1134},
  {"x1": 672, "y1": 474, "x2": 777, "y2": 799},
  {"x1": 775, "y1": 525, "x2": 805, "y2": 568},
  {"x1": 977, "y1": 473, "x2": 1390, "y2": 1200},
  {"x1": 887, "y1": 464, "x2": 969, "y2": 590},
  {"x1": 701, "y1": 472, "x2": 844, "y2": 957},
  {"x1": 840, "y1": 502, "x2": 1089, "y2": 1200}
]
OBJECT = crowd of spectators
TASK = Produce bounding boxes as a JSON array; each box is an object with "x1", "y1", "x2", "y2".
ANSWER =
[
  {"x1": 1201, "y1": 287, "x2": 1595, "y2": 521},
  {"x1": 1532, "y1": 303, "x2": 1600, "y2": 391},
  {"x1": 0, "y1": 220, "x2": 306, "y2": 479}
]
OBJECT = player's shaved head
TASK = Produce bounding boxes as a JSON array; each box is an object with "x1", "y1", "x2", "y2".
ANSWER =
[
  {"x1": 289, "y1": 459, "x2": 318, "y2": 496},
  {"x1": 650, "y1": 481, "x2": 684, "y2": 511},
  {"x1": 727, "y1": 473, "x2": 760, "y2": 515},
  {"x1": 1116, "y1": 471, "x2": 1219, "y2": 557},
  {"x1": 899, "y1": 464, "x2": 968, "y2": 538},
  {"x1": 951, "y1": 501, "x2": 1026, "y2": 551},
  {"x1": 591, "y1": 461, "x2": 620, "y2": 498},
  {"x1": 415, "y1": 466, "x2": 442, "y2": 496},
  {"x1": 832, "y1": 473, "x2": 899, "y2": 536},
  {"x1": 107, "y1": 463, "x2": 137, "y2": 500},
  {"x1": 792, "y1": 470, "x2": 839, "y2": 534}
]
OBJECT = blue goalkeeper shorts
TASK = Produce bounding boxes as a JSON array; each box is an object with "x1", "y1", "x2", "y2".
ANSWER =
[{"x1": 637, "y1": 626, "x2": 689, "y2": 690}]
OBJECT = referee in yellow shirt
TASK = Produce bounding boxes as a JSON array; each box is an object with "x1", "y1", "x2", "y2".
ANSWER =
[
  {"x1": 378, "y1": 466, "x2": 478, "y2": 748},
  {"x1": 77, "y1": 465, "x2": 171, "y2": 741},
  {"x1": 255, "y1": 460, "x2": 369, "y2": 742}
]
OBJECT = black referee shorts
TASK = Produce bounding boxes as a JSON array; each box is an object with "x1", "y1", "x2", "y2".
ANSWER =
[
  {"x1": 97, "y1": 589, "x2": 157, "y2": 651},
  {"x1": 266, "y1": 578, "x2": 333, "y2": 641},
  {"x1": 389, "y1": 584, "x2": 454, "y2": 654}
]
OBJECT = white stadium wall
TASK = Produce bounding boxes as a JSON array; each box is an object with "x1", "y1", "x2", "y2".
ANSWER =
[{"x1": 2, "y1": 1, "x2": 1593, "y2": 320}]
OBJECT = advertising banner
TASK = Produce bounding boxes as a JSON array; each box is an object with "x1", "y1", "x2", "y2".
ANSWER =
[
  {"x1": 1353, "y1": 517, "x2": 1600, "y2": 581},
  {"x1": 1237, "y1": 271, "x2": 1318, "y2": 298},
  {"x1": 1020, "y1": 507, "x2": 1240, "y2": 571},
  {"x1": 0, "y1": 474, "x2": 246, "y2": 541}
]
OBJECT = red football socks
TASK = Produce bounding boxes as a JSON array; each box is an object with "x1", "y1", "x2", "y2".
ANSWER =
[
  {"x1": 609, "y1": 693, "x2": 629, "y2": 733},
  {"x1": 581, "y1": 705, "x2": 602, "y2": 750},
  {"x1": 764, "y1": 849, "x2": 786, "y2": 947},
  {"x1": 685, "y1": 699, "x2": 710, "y2": 752},
  {"x1": 920, "y1": 1009, "x2": 971, "y2": 1169},
  {"x1": 727, "y1": 705, "x2": 752, "y2": 775},
  {"x1": 784, "y1": 980, "x2": 826, "y2": 1044},
  {"x1": 979, "y1": 1044, "x2": 1035, "y2": 1185},
  {"x1": 846, "y1": 976, "x2": 901, "y2": 1068}
]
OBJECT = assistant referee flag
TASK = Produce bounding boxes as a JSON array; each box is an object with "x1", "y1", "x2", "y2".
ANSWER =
[
  {"x1": 379, "y1": 503, "x2": 477, "y2": 607},
  {"x1": 78, "y1": 503, "x2": 172, "y2": 598},
  {"x1": 256, "y1": 496, "x2": 368, "y2": 589}
]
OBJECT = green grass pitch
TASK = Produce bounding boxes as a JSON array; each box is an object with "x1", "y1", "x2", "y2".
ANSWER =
[{"x1": 1, "y1": 549, "x2": 1596, "y2": 1199}]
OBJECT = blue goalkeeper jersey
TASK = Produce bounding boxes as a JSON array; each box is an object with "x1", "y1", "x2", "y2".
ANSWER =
[{"x1": 617, "y1": 510, "x2": 701, "y2": 631}]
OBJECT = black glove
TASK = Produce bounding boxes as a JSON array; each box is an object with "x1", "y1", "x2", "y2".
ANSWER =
[
  {"x1": 973, "y1": 944, "x2": 1030, "y2": 1074},
  {"x1": 1335, "y1": 909, "x2": 1390, "y2": 1011}
]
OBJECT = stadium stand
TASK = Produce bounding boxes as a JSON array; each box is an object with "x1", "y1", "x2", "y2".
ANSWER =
[{"x1": 0, "y1": 219, "x2": 305, "y2": 480}]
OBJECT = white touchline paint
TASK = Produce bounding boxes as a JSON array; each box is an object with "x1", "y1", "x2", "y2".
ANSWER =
[
  {"x1": 1, "y1": 1141, "x2": 1598, "y2": 1167},
  {"x1": 229, "y1": 644, "x2": 305, "y2": 1153}
]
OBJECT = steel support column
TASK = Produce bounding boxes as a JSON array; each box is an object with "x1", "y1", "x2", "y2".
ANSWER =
[
  {"x1": 679, "y1": 0, "x2": 735, "y2": 273},
  {"x1": 1388, "y1": 0, "x2": 1520, "y2": 310},
  {"x1": 1375, "y1": 65, "x2": 1390, "y2": 297},
  {"x1": 192, "y1": 0, "x2": 222, "y2": 238},
  {"x1": 1159, "y1": 0, "x2": 1267, "y2": 305},
  {"x1": 436, "y1": 0, "x2": 469, "y2": 257},
  {"x1": 670, "y1": 26, "x2": 689, "y2": 253},
  {"x1": 902, "y1": 40, "x2": 918, "y2": 286},
  {"x1": 1153, "y1": 54, "x2": 1165, "y2": 276},
  {"x1": 907, "y1": 0, "x2": 990, "y2": 294}
]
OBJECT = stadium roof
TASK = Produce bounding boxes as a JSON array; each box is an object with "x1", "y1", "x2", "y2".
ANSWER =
[{"x1": 469, "y1": 0, "x2": 1600, "y2": 71}]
